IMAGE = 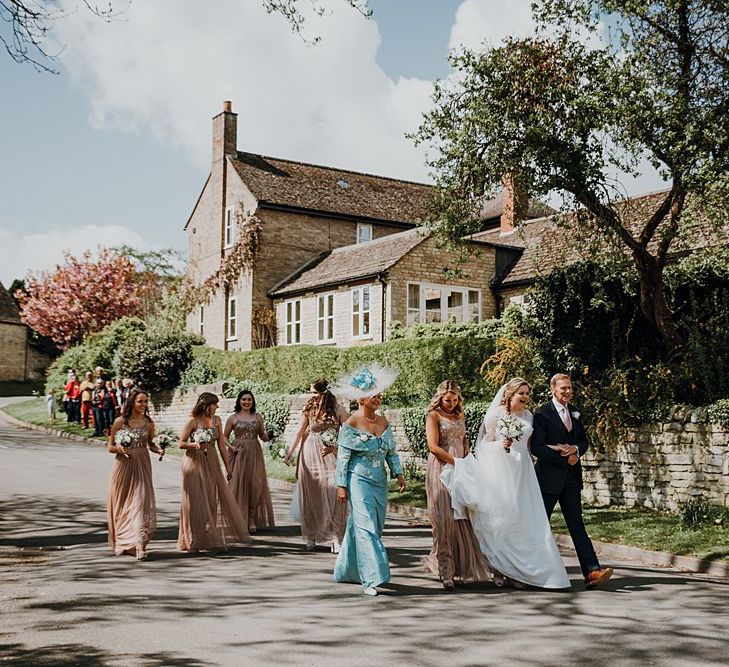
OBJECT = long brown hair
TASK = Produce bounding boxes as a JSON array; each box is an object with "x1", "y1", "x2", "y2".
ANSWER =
[
  {"x1": 303, "y1": 378, "x2": 338, "y2": 424},
  {"x1": 501, "y1": 378, "x2": 531, "y2": 413},
  {"x1": 428, "y1": 379, "x2": 464, "y2": 415},
  {"x1": 191, "y1": 392, "x2": 219, "y2": 418},
  {"x1": 122, "y1": 387, "x2": 151, "y2": 426}
]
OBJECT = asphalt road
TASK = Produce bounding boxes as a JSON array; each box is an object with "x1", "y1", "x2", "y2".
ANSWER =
[{"x1": 1, "y1": 404, "x2": 728, "y2": 666}]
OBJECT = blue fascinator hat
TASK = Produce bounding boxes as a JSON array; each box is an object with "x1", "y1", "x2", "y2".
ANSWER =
[{"x1": 331, "y1": 362, "x2": 399, "y2": 400}]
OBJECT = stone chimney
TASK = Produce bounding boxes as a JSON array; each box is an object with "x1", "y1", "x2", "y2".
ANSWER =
[
  {"x1": 500, "y1": 173, "x2": 528, "y2": 234},
  {"x1": 212, "y1": 100, "x2": 237, "y2": 163}
]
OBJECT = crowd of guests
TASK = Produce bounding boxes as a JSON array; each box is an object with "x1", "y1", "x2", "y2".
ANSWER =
[{"x1": 54, "y1": 367, "x2": 134, "y2": 437}]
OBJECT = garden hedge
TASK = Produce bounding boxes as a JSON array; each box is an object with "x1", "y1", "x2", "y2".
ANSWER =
[{"x1": 194, "y1": 333, "x2": 498, "y2": 403}]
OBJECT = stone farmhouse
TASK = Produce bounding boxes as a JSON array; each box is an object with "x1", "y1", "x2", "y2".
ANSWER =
[
  {"x1": 0, "y1": 281, "x2": 52, "y2": 382},
  {"x1": 185, "y1": 102, "x2": 551, "y2": 350}
]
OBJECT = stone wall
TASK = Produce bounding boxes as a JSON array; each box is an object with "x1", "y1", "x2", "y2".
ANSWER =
[
  {"x1": 580, "y1": 408, "x2": 729, "y2": 510},
  {"x1": 0, "y1": 322, "x2": 27, "y2": 381}
]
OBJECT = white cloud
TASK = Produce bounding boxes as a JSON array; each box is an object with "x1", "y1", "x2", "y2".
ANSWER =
[
  {"x1": 448, "y1": 0, "x2": 536, "y2": 53},
  {"x1": 51, "y1": 0, "x2": 435, "y2": 181},
  {"x1": 0, "y1": 224, "x2": 150, "y2": 285}
]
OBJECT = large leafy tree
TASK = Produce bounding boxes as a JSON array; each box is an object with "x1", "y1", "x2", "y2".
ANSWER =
[
  {"x1": 415, "y1": 0, "x2": 729, "y2": 352},
  {"x1": 15, "y1": 248, "x2": 142, "y2": 348}
]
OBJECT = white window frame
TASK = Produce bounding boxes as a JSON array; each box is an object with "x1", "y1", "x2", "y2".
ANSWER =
[
  {"x1": 224, "y1": 206, "x2": 235, "y2": 249},
  {"x1": 356, "y1": 223, "x2": 373, "y2": 244},
  {"x1": 198, "y1": 305, "x2": 204, "y2": 337},
  {"x1": 317, "y1": 292, "x2": 335, "y2": 343},
  {"x1": 406, "y1": 282, "x2": 482, "y2": 325},
  {"x1": 284, "y1": 299, "x2": 302, "y2": 345},
  {"x1": 351, "y1": 285, "x2": 372, "y2": 339},
  {"x1": 227, "y1": 295, "x2": 238, "y2": 341}
]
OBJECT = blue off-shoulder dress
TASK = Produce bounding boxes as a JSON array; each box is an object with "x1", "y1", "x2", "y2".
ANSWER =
[{"x1": 333, "y1": 423, "x2": 403, "y2": 589}]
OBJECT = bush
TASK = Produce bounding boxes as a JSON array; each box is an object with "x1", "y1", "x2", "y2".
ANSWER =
[
  {"x1": 678, "y1": 498, "x2": 729, "y2": 529},
  {"x1": 178, "y1": 357, "x2": 220, "y2": 389},
  {"x1": 707, "y1": 399, "x2": 729, "y2": 428},
  {"x1": 194, "y1": 333, "x2": 499, "y2": 403},
  {"x1": 388, "y1": 318, "x2": 503, "y2": 340},
  {"x1": 113, "y1": 328, "x2": 201, "y2": 392},
  {"x1": 46, "y1": 317, "x2": 147, "y2": 393}
]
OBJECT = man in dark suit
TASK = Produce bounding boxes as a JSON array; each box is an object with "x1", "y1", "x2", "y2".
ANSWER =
[{"x1": 532, "y1": 373, "x2": 613, "y2": 589}]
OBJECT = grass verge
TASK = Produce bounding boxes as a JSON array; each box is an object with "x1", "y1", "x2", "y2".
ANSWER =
[{"x1": 2, "y1": 398, "x2": 106, "y2": 442}]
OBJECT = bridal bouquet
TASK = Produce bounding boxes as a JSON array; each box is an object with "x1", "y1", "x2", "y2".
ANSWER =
[
  {"x1": 191, "y1": 427, "x2": 214, "y2": 455},
  {"x1": 153, "y1": 433, "x2": 171, "y2": 461},
  {"x1": 496, "y1": 413, "x2": 523, "y2": 453}
]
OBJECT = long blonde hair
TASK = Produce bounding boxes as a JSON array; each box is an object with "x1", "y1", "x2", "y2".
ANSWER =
[
  {"x1": 428, "y1": 379, "x2": 464, "y2": 415},
  {"x1": 501, "y1": 378, "x2": 531, "y2": 413}
]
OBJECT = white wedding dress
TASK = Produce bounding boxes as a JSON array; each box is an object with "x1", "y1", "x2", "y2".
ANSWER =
[{"x1": 441, "y1": 395, "x2": 570, "y2": 589}]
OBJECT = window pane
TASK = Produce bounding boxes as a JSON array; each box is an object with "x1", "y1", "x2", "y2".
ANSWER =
[
  {"x1": 352, "y1": 289, "x2": 360, "y2": 312},
  {"x1": 353, "y1": 312, "x2": 360, "y2": 335},
  {"x1": 318, "y1": 318, "x2": 324, "y2": 340},
  {"x1": 447, "y1": 290, "x2": 464, "y2": 322},
  {"x1": 327, "y1": 294, "x2": 334, "y2": 311},
  {"x1": 295, "y1": 322, "x2": 300, "y2": 343},
  {"x1": 295, "y1": 300, "x2": 301, "y2": 321},
  {"x1": 469, "y1": 290, "x2": 480, "y2": 321},
  {"x1": 424, "y1": 287, "x2": 441, "y2": 323},
  {"x1": 407, "y1": 283, "x2": 420, "y2": 309},
  {"x1": 363, "y1": 287, "x2": 370, "y2": 311},
  {"x1": 363, "y1": 311, "x2": 370, "y2": 335},
  {"x1": 327, "y1": 317, "x2": 333, "y2": 340},
  {"x1": 318, "y1": 297, "x2": 325, "y2": 318},
  {"x1": 230, "y1": 299, "x2": 236, "y2": 317},
  {"x1": 406, "y1": 309, "x2": 421, "y2": 327}
]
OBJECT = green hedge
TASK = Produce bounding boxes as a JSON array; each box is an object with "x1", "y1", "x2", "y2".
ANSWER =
[{"x1": 194, "y1": 334, "x2": 498, "y2": 404}]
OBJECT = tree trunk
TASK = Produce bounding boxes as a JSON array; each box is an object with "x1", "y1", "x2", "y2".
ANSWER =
[{"x1": 633, "y1": 251, "x2": 684, "y2": 353}]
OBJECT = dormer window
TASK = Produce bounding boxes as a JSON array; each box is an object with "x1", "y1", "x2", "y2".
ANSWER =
[{"x1": 356, "y1": 223, "x2": 373, "y2": 244}]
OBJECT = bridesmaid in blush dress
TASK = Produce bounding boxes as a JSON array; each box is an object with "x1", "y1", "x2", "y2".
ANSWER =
[
  {"x1": 284, "y1": 379, "x2": 348, "y2": 552},
  {"x1": 177, "y1": 392, "x2": 251, "y2": 553},
  {"x1": 107, "y1": 387, "x2": 165, "y2": 561},
  {"x1": 223, "y1": 390, "x2": 275, "y2": 534},
  {"x1": 422, "y1": 380, "x2": 491, "y2": 589}
]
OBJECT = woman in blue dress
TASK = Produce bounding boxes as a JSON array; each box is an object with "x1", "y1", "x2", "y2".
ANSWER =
[{"x1": 331, "y1": 364, "x2": 406, "y2": 596}]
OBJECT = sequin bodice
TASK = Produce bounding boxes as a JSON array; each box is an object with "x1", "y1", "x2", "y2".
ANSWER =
[
  {"x1": 438, "y1": 417, "x2": 466, "y2": 457},
  {"x1": 309, "y1": 419, "x2": 338, "y2": 435},
  {"x1": 232, "y1": 418, "x2": 260, "y2": 442},
  {"x1": 124, "y1": 426, "x2": 149, "y2": 449}
]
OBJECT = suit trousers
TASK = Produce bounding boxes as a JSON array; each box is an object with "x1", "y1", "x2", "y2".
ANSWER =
[{"x1": 541, "y1": 473, "x2": 599, "y2": 576}]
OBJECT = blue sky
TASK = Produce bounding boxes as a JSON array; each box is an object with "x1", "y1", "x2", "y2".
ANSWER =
[{"x1": 0, "y1": 0, "x2": 664, "y2": 286}]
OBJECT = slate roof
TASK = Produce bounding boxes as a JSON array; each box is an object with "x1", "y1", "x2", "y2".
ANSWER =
[
  {"x1": 269, "y1": 228, "x2": 430, "y2": 297},
  {"x1": 474, "y1": 189, "x2": 727, "y2": 288},
  {"x1": 0, "y1": 281, "x2": 23, "y2": 325},
  {"x1": 229, "y1": 152, "x2": 432, "y2": 225}
]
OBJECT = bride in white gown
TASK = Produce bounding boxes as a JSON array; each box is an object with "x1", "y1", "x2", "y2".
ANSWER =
[{"x1": 441, "y1": 378, "x2": 570, "y2": 589}]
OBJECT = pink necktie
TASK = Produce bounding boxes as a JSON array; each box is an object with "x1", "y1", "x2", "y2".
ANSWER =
[{"x1": 562, "y1": 407, "x2": 572, "y2": 432}]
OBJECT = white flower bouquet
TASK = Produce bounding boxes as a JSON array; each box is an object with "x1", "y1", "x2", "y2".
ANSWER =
[
  {"x1": 153, "y1": 433, "x2": 171, "y2": 461},
  {"x1": 320, "y1": 427, "x2": 338, "y2": 454},
  {"x1": 191, "y1": 427, "x2": 214, "y2": 456},
  {"x1": 495, "y1": 413, "x2": 523, "y2": 453},
  {"x1": 115, "y1": 428, "x2": 135, "y2": 458}
]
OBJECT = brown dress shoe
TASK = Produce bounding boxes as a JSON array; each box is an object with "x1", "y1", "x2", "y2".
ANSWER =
[{"x1": 585, "y1": 567, "x2": 614, "y2": 589}]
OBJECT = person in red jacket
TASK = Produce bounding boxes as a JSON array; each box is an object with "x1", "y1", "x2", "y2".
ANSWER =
[{"x1": 64, "y1": 374, "x2": 81, "y2": 424}]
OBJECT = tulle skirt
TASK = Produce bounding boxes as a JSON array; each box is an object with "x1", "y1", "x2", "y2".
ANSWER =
[
  {"x1": 228, "y1": 439, "x2": 275, "y2": 530},
  {"x1": 178, "y1": 447, "x2": 251, "y2": 551},
  {"x1": 423, "y1": 453, "x2": 491, "y2": 582},
  {"x1": 107, "y1": 447, "x2": 156, "y2": 554},
  {"x1": 298, "y1": 432, "x2": 347, "y2": 544}
]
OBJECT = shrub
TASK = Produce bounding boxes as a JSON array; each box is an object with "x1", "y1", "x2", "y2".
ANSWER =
[
  {"x1": 178, "y1": 357, "x2": 220, "y2": 389},
  {"x1": 678, "y1": 498, "x2": 729, "y2": 529},
  {"x1": 388, "y1": 318, "x2": 503, "y2": 340},
  {"x1": 707, "y1": 399, "x2": 729, "y2": 428},
  {"x1": 114, "y1": 329, "x2": 201, "y2": 392},
  {"x1": 46, "y1": 317, "x2": 147, "y2": 393}
]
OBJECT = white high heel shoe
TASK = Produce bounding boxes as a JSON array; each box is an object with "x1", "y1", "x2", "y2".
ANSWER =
[{"x1": 363, "y1": 587, "x2": 378, "y2": 596}]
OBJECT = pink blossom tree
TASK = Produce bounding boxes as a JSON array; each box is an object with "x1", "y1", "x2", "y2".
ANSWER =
[{"x1": 16, "y1": 249, "x2": 143, "y2": 349}]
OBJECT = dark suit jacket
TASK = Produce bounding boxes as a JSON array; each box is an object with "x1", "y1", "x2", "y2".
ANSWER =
[{"x1": 531, "y1": 401, "x2": 589, "y2": 495}]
